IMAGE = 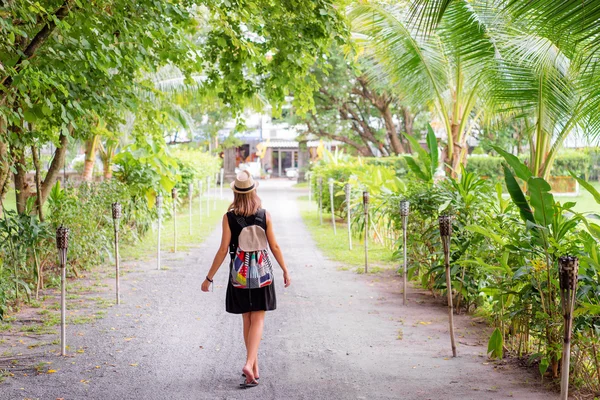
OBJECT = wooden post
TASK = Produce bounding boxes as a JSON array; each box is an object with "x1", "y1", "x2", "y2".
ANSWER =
[
  {"x1": 559, "y1": 256, "x2": 579, "y2": 400},
  {"x1": 363, "y1": 191, "x2": 369, "y2": 274},
  {"x1": 400, "y1": 200, "x2": 410, "y2": 306},
  {"x1": 220, "y1": 168, "x2": 224, "y2": 199},
  {"x1": 112, "y1": 203, "x2": 122, "y2": 305},
  {"x1": 328, "y1": 178, "x2": 336, "y2": 235},
  {"x1": 318, "y1": 177, "x2": 323, "y2": 225},
  {"x1": 213, "y1": 172, "x2": 218, "y2": 211},
  {"x1": 439, "y1": 215, "x2": 456, "y2": 357},
  {"x1": 188, "y1": 183, "x2": 193, "y2": 235},
  {"x1": 156, "y1": 195, "x2": 162, "y2": 270},
  {"x1": 206, "y1": 176, "x2": 211, "y2": 217},
  {"x1": 198, "y1": 180, "x2": 203, "y2": 229},
  {"x1": 172, "y1": 188, "x2": 178, "y2": 252},
  {"x1": 346, "y1": 183, "x2": 352, "y2": 250},
  {"x1": 308, "y1": 172, "x2": 312, "y2": 205}
]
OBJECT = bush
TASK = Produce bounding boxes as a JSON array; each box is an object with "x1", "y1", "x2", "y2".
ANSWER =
[{"x1": 466, "y1": 151, "x2": 593, "y2": 182}]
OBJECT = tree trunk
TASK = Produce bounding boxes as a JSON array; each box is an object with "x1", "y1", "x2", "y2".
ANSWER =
[
  {"x1": 40, "y1": 127, "x2": 70, "y2": 205},
  {"x1": 31, "y1": 145, "x2": 44, "y2": 221},
  {"x1": 82, "y1": 135, "x2": 98, "y2": 181},
  {"x1": 103, "y1": 161, "x2": 113, "y2": 180},
  {"x1": 445, "y1": 122, "x2": 467, "y2": 178},
  {"x1": 12, "y1": 146, "x2": 27, "y2": 214},
  {"x1": 382, "y1": 106, "x2": 405, "y2": 155},
  {"x1": 0, "y1": 124, "x2": 10, "y2": 212},
  {"x1": 402, "y1": 106, "x2": 414, "y2": 137}
]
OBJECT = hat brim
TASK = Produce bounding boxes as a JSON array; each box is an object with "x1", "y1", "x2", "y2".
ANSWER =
[{"x1": 230, "y1": 180, "x2": 259, "y2": 194}]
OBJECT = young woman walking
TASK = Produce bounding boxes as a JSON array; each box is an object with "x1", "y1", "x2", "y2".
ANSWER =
[{"x1": 201, "y1": 170, "x2": 291, "y2": 388}]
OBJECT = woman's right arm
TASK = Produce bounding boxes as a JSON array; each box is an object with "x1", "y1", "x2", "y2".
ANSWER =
[
  {"x1": 201, "y1": 215, "x2": 231, "y2": 292},
  {"x1": 265, "y1": 211, "x2": 290, "y2": 287}
]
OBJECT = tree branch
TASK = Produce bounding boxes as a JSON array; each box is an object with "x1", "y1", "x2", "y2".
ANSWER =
[
  {"x1": 1, "y1": 0, "x2": 73, "y2": 90},
  {"x1": 40, "y1": 125, "x2": 71, "y2": 205}
]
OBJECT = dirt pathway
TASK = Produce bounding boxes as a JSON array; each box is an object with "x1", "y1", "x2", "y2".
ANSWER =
[{"x1": 1, "y1": 180, "x2": 552, "y2": 399}]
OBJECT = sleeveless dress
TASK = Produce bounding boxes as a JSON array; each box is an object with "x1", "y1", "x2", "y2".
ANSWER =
[{"x1": 225, "y1": 209, "x2": 277, "y2": 314}]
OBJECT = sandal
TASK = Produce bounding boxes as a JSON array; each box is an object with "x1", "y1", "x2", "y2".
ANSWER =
[
  {"x1": 242, "y1": 373, "x2": 260, "y2": 381},
  {"x1": 240, "y1": 378, "x2": 259, "y2": 388}
]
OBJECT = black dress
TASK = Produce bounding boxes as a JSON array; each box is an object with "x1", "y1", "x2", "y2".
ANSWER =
[{"x1": 225, "y1": 210, "x2": 277, "y2": 314}]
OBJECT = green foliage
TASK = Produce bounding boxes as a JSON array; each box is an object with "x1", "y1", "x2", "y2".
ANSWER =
[
  {"x1": 309, "y1": 149, "x2": 599, "y2": 384},
  {"x1": 403, "y1": 125, "x2": 438, "y2": 183},
  {"x1": 487, "y1": 328, "x2": 503, "y2": 359}
]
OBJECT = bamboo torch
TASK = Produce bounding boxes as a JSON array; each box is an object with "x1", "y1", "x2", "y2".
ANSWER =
[
  {"x1": 172, "y1": 188, "x2": 178, "y2": 252},
  {"x1": 439, "y1": 215, "x2": 457, "y2": 357},
  {"x1": 559, "y1": 255, "x2": 579, "y2": 400},
  {"x1": 188, "y1": 183, "x2": 194, "y2": 235},
  {"x1": 156, "y1": 194, "x2": 162, "y2": 270},
  {"x1": 346, "y1": 183, "x2": 352, "y2": 250},
  {"x1": 363, "y1": 191, "x2": 369, "y2": 274},
  {"x1": 328, "y1": 178, "x2": 336, "y2": 235},
  {"x1": 56, "y1": 226, "x2": 69, "y2": 356},
  {"x1": 112, "y1": 202, "x2": 122, "y2": 305},
  {"x1": 400, "y1": 200, "x2": 410, "y2": 306},
  {"x1": 318, "y1": 177, "x2": 323, "y2": 225}
]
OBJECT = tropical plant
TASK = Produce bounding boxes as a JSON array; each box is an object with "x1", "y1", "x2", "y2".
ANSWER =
[{"x1": 350, "y1": 2, "x2": 498, "y2": 175}]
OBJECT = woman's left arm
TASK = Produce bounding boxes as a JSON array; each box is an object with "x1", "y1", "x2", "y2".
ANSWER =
[{"x1": 201, "y1": 215, "x2": 232, "y2": 292}]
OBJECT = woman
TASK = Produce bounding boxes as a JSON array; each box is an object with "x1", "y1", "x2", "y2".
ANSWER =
[{"x1": 201, "y1": 170, "x2": 291, "y2": 388}]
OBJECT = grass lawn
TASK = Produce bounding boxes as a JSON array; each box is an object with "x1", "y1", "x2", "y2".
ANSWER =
[
  {"x1": 569, "y1": 181, "x2": 600, "y2": 215},
  {"x1": 297, "y1": 194, "x2": 397, "y2": 273},
  {"x1": 121, "y1": 197, "x2": 230, "y2": 261}
]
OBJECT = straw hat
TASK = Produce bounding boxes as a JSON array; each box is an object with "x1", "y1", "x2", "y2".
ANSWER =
[{"x1": 230, "y1": 170, "x2": 259, "y2": 194}]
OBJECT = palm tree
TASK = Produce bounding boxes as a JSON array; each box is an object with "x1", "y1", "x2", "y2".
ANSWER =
[
  {"x1": 350, "y1": 1, "x2": 499, "y2": 176},
  {"x1": 399, "y1": 0, "x2": 600, "y2": 178}
]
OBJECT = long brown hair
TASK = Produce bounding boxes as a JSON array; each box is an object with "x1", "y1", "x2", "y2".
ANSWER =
[{"x1": 228, "y1": 191, "x2": 262, "y2": 217}]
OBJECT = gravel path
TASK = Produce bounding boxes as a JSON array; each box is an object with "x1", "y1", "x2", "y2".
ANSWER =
[{"x1": 1, "y1": 180, "x2": 553, "y2": 399}]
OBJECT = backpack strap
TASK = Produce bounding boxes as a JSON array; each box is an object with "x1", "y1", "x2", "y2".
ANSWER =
[
  {"x1": 255, "y1": 209, "x2": 266, "y2": 226},
  {"x1": 235, "y1": 214, "x2": 248, "y2": 228}
]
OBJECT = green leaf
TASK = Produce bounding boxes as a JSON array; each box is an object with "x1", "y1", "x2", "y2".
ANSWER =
[
  {"x1": 502, "y1": 164, "x2": 534, "y2": 224},
  {"x1": 493, "y1": 146, "x2": 532, "y2": 181},
  {"x1": 464, "y1": 225, "x2": 506, "y2": 246},
  {"x1": 527, "y1": 177, "x2": 555, "y2": 228},
  {"x1": 487, "y1": 328, "x2": 503, "y2": 359},
  {"x1": 539, "y1": 357, "x2": 550, "y2": 376},
  {"x1": 570, "y1": 172, "x2": 600, "y2": 205},
  {"x1": 404, "y1": 156, "x2": 430, "y2": 182},
  {"x1": 403, "y1": 132, "x2": 431, "y2": 168},
  {"x1": 426, "y1": 124, "x2": 438, "y2": 177}
]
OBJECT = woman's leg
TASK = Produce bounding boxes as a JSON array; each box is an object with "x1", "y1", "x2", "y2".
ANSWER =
[
  {"x1": 242, "y1": 313, "x2": 251, "y2": 350},
  {"x1": 242, "y1": 313, "x2": 259, "y2": 378},
  {"x1": 243, "y1": 311, "x2": 265, "y2": 382}
]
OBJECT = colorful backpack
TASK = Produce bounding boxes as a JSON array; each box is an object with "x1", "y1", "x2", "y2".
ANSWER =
[{"x1": 229, "y1": 209, "x2": 273, "y2": 289}]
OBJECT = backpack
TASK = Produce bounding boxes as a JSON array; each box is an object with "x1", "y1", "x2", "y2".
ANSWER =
[{"x1": 229, "y1": 209, "x2": 273, "y2": 289}]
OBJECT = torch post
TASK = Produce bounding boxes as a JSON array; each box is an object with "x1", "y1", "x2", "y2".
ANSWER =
[
  {"x1": 363, "y1": 191, "x2": 369, "y2": 274},
  {"x1": 56, "y1": 226, "x2": 69, "y2": 356},
  {"x1": 400, "y1": 200, "x2": 410, "y2": 306},
  {"x1": 318, "y1": 177, "x2": 323, "y2": 225},
  {"x1": 559, "y1": 255, "x2": 579, "y2": 400},
  {"x1": 198, "y1": 180, "x2": 203, "y2": 229},
  {"x1": 439, "y1": 215, "x2": 457, "y2": 357},
  {"x1": 206, "y1": 176, "x2": 211, "y2": 217},
  {"x1": 156, "y1": 194, "x2": 162, "y2": 270},
  {"x1": 220, "y1": 168, "x2": 224, "y2": 199},
  {"x1": 346, "y1": 183, "x2": 352, "y2": 250},
  {"x1": 308, "y1": 172, "x2": 312, "y2": 206},
  {"x1": 329, "y1": 178, "x2": 337, "y2": 235},
  {"x1": 188, "y1": 183, "x2": 194, "y2": 235},
  {"x1": 172, "y1": 188, "x2": 178, "y2": 252},
  {"x1": 213, "y1": 172, "x2": 218, "y2": 211},
  {"x1": 112, "y1": 202, "x2": 122, "y2": 305}
]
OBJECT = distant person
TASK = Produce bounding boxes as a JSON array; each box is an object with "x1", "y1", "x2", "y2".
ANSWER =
[{"x1": 201, "y1": 170, "x2": 291, "y2": 388}]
